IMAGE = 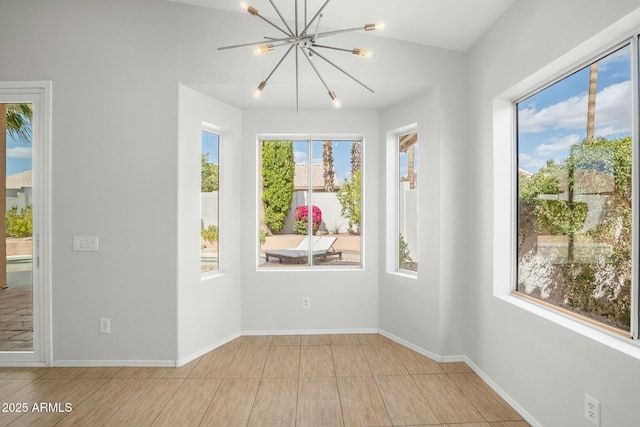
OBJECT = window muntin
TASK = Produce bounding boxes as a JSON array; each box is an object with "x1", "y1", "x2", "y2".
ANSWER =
[
  {"x1": 201, "y1": 130, "x2": 219, "y2": 273},
  {"x1": 397, "y1": 132, "x2": 418, "y2": 273},
  {"x1": 258, "y1": 139, "x2": 362, "y2": 268},
  {"x1": 516, "y1": 44, "x2": 633, "y2": 332}
]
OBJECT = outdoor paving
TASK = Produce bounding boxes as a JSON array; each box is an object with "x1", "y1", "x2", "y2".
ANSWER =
[{"x1": 0, "y1": 287, "x2": 33, "y2": 351}]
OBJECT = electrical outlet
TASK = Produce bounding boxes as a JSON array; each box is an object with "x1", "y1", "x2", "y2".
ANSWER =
[
  {"x1": 302, "y1": 297, "x2": 311, "y2": 309},
  {"x1": 100, "y1": 318, "x2": 111, "y2": 334},
  {"x1": 584, "y1": 393, "x2": 600, "y2": 426}
]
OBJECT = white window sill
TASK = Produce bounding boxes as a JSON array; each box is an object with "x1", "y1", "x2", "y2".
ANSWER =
[
  {"x1": 387, "y1": 270, "x2": 418, "y2": 280},
  {"x1": 201, "y1": 271, "x2": 225, "y2": 282},
  {"x1": 257, "y1": 266, "x2": 364, "y2": 273}
]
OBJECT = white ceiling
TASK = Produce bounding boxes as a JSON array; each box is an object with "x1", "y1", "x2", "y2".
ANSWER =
[
  {"x1": 174, "y1": 0, "x2": 515, "y2": 51},
  {"x1": 173, "y1": 0, "x2": 516, "y2": 110}
]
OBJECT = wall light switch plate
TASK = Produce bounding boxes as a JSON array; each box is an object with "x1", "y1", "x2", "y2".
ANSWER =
[{"x1": 73, "y1": 236, "x2": 99, "y2": 252}]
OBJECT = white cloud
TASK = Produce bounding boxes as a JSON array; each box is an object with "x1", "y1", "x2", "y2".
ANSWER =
[
  {"x1": 520, "y1": 134, "x2": 580, "y2": 172},
  {"x1": 6, "y1": 147, "x2": 32, "y2": 159},
  {"x1": 533, "y1": 134, "x2": 580, "y2": 157},
  {"x1": 598, "y1": 47, "x2": 630, "y2": 72},
  {"x1": 519, "y1": 80, "x2": 631, "y2": 136},
  {"x1": 519, "y1": 152, "x2": 547, "y2": 172},
  {"x1": 294, "y1": 151, "x2": 307, "y2": 164},
  {"x1": 519, "y1": 94, "x2": 586, "y2": 133},
  {"x1": 592, "y1": 80, "x2": 632, "y2": 136}
]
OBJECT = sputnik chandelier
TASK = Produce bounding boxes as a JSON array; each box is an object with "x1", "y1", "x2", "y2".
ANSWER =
[{"x1": 218, "y1": 0, "x2": 384, "y2": 110}]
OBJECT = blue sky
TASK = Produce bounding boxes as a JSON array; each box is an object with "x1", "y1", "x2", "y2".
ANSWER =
[
  {"x1": 201, "y1": 130, "x2": 219, "y2": 164},
  {"x1": 399, "y1": 145, "x2": 418, "y2": 177},
  {"x1": 294, "y1": 140, "x2": 357, "y2": 183},
  {"x1": 518, "y1": 45, "x2": 632, "y2": 173},
  {"x1": 6, "y1": 132, "x2": 33, "y2": 176},
  {"x1": 292, "y1": 139, "x2": 419, "y2": 182}
]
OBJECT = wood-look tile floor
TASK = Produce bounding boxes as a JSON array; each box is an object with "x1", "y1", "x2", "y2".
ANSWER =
[{"x1": 0, "y1": 334, "x2": 530, "y2": 426}]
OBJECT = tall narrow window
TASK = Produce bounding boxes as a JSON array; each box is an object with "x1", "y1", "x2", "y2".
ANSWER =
[
  {"x1": 516, "y1": 45, "x2": 632, "y2": 333},
  {"x1": 398, "y1": 131, "x2": 418, "y2": 272},
  {"x1": 259, "y1": 139, "x2": 362, "y2": 268},
  {"x1": 201, "y1": 130, "x2": 219, "y2": 273}
]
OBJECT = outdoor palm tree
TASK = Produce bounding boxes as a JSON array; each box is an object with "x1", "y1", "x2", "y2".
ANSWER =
[
  {"x1": 322, "y1": 140, "x2": 337, "y2": 192},
  {"x1": 0, "y1": 103, "x2": 32, "y2": 288},
  {"x1": 351, "y1": 140, "x2": 361, "y2": 174},
  {"x1": 587, "y1": 63, "x2": 598, "y2": 143}
]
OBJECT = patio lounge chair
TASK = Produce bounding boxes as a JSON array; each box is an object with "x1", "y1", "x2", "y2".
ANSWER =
[{"x1": 264, "y1": 236, "x2": 343, "y2": 264}]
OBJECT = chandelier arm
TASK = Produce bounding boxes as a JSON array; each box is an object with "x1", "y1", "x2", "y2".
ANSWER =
[
  {"x1": 313, "y1": 12, "x2": 322, "y2": 41},
  {"x1": 313, "y1": 26, "x2": 368, "y2": 39},
  {"x1": 308, "y1": 47, "x2": 375, "y2": 93},
  {"x1": 267, "y1": 0, "x2": 294, "y2": 36},
  {"x1": 312, "y1": 44, "x2": 352, "y2": 53},
  {"x1": 299, "y1": 45, "x2": 331, "y2": 93},
  {"x1": 256, "y1": 13, "x2": 293, "y2": 37},
  {"x1": 218, "y1": 34, "x2": 306, "y2": 51},
  {"x1": 301, "y1": 0, "x2": 331, "y2": 36},
  {"x1": 263, "y1": 44, "x2": 296, "y2": 83}
]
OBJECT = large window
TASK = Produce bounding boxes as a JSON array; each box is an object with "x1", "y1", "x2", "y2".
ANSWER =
[
  {"x1": 201, "y1": 130, "x2": 219, "y2": 273},
  {"x1": 258, "y1": 139, "x2": 362, "y2": 268},
  {"x1": 397, "y1": 131, "x2": 418, "y2": 272},
  {"x1": 516, "y1": 43, "x2": 634, "y2": 334}
]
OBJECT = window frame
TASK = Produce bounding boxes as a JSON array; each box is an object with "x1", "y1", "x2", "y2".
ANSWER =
[
  {"x1": 386, "y1": 124, "x2": 419, "y2": 278},
  {"x1": 0, "y1": 81, "x2": 53, "y2": 365},
  {"x1": 200, "y1": 122, "x2": 222, "y2": 278},
  {"x1": 256, "y1": 134, "x2": 365, "y2": 271},
  {"x1": 504, "y1": 35, "x2": 640, "y2": 344}
]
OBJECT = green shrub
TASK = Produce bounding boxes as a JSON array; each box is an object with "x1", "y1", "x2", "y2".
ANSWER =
[
  {"x1": 201, "y1": 224, "x2": 218, "y2": 244},
  {"x1": 399, "y1": 233, "x2": 413, "y2": 264},
  {"x1": 201, "y1": 153, "x2": 219, "y2": 192},
  {"x1": 6, "y1": 206, "x2": 32, "y2": 238},
  {"x1": 262, "y1": 141, "x2": 295, "y2": 232},
  {"x1": 336, "y1": 170, "x2": 361, "y2": 233}
]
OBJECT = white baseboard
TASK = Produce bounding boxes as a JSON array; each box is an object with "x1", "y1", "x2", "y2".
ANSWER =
[
  {"x1": 461, "y1": 356, "x2": 542, "y2": 427},
  {"x1": 176, "y1": 332, "x2": 242, "y2": 367},
  {"x1": 378, "y1": 329, "x2": 447, "y2": 362},
  {"x1": 378, "y1": 329, "x2": 542, "y2": 427},
  {"x1": 242, "y1": 328, "x2": 378, "y2": 336}
]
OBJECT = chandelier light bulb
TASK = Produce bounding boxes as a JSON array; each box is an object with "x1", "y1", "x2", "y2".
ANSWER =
[
  {"x1": 240, "y1": 2, "x2": 258, "y2": 16},
  {"x1": 352, "y1": 48, "x2": 373, "y2": 58},
  {"x1": 329, "y1": 91, "x2": 341, "y2": 108},
  {"x1": 253, "y1": 44, "x2": 274, "y2": 55},
  {"x1": 253, "y1": 81, "x2": 267, "y2": 98},
  {"x1": 365, "y1": 22, "x2": 385, "y2": 31}
]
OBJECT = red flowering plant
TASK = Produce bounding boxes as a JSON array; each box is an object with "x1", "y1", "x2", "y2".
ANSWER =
[{"x1": 293, "y1": 205, "x2": 322, "y2": 235}]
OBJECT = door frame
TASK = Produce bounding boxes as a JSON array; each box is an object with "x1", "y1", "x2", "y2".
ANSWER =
[{"x1": 0, "y1": 81, "x2": 52, "y2": 366}]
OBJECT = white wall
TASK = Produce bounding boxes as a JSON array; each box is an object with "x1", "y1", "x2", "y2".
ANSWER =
[
  {"x1": 378, "y1": 44, "x2": 468, "y2": 358},
  {"x1": 177, "y1": 84, "x2": 242, "y2": 363},
  {"x1": 241, "y1": 110, "x2": 380, "y2": 333},
  {"x1": 0, "y1": 0, "x2": 180, "y2": 363},
  {"x1": 467, "y1": 1, "x2": 640, "y2": 426}
]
